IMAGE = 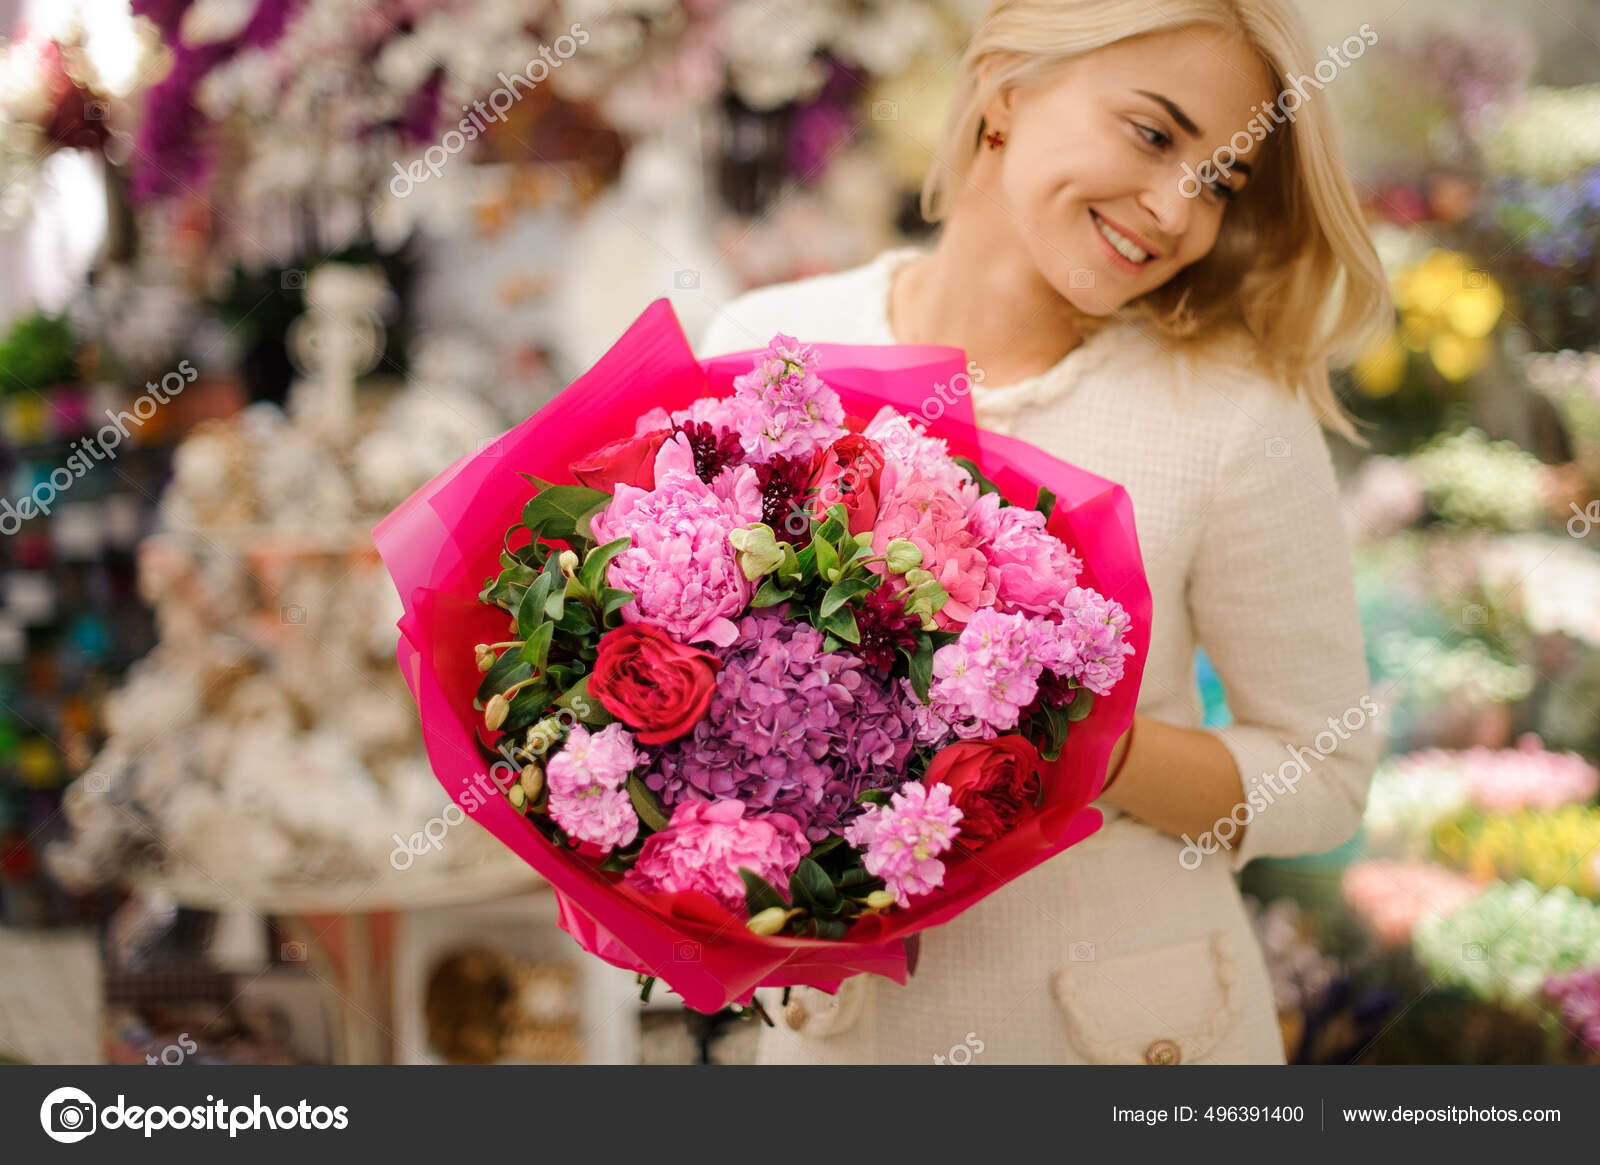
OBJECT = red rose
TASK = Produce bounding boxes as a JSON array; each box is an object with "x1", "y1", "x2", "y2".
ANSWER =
[
  {"x1": 807, "y1": 434, "x2": 885, "y2": 534},
  {"x1": 570, "y1": 429, "x2": 672, "y2": 492},
  {"x1": 589, "y1": 624, "x2": 720, "y2": 745},
  {"x1": 923, "y1": 736, "x2": 1042, "y2": 850}
]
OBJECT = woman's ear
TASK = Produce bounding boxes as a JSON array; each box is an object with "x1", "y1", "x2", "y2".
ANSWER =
[{"x1": 977, "y1": 59, "x2": 1014, "y2": 136}]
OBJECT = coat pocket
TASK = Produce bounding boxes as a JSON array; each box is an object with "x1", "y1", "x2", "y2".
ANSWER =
[{"x1": 1049, "y1": 931, "x2": 1242, "y2": 1064}]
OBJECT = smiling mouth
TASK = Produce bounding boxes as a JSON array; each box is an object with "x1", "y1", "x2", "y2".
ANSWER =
[{"x1": 1090, "y1": 210, "x2": 1157, "y2": 265}]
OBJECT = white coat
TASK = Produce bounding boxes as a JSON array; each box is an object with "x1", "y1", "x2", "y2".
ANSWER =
[{"x1": 695, "y1": 247, "x2": 1378, "y2": 1064}]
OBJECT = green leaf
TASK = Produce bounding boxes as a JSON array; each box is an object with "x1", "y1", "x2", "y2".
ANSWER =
[
  {"x1": 626, "y1": 774, "x2": 670, "y2": 833},
  {"x1": 792, "y1": 858, "x2": 837, "y2": 909},
  {"x1": 820, "y1": 576, "x2": 876, "y2": 618},
  {"x1": 740, "y1": 869, "x2": 789, "y2": 916},
  {"x1": 477, "y1": 656, "x2": 533, "y2": 706},
  {"x1": 813, "y1": 533, "x2": 839, "y2": 582},
  {"x1": 906, "y1": 634, "x2": 935, "y2": 703},
  {"x1": 1065, "y1": 689, "x2": 1096, "y2": 722},
  {"x1": 953, "y1": 456, "x2": 1005, "y2": 500},
  {"x1": 519, "y1": 620, "x2": 555, "y2": 671},
  {"x1": 522, "y1": 485, "x2": 612, "y2": 543},
  {"x1": 750, "y1": 576, "x2": 795, "y2": 608},
  {"x1": 818, "y1": 605, "x2": 860, "y2": 645},
  {"x1": 836, "y1": 867, "x2": 882, "y2": 891},
  {"x1": 807, "y1": 836, "x2": 845, "y2": 861},
  {"x1": 516, "y1": 570, "x2": 554, "y2": 637},
  {"x1": 580, "y1": 537, "x2": 631, "y2": 594},
  {"x1": 1031, "y1": 701, "x2": 1072, "y2": 763},
  {"x1": 598, "y1": 849, "x2": 640, "y2": 872},
  {"x1": 812, "y1": 918, "x2": 848, "y2": 940},
  {"x1": 856, "y1": 788, "x2": 890, "y2": 807},
  {"x1": 556, "y1": 674, "x2": 615, "y2": 727},
  {"x1": 600, "y1": 588, "x2": 635, "y2": 621},
  {"x1": 1035, "y1": 486, "x2": 1057, "y2": 521}
]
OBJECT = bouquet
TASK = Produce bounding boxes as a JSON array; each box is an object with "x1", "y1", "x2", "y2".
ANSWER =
[{"x1": 375, "y1": 301, "x2": 1150, "y2": 1012}]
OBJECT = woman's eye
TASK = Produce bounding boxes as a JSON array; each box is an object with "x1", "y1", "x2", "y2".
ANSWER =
[
  {"x1": 1208, "y1": 180, "x2": 1237, "y2": 203},
  {"x1": 1134, "y1": 122, "x2": 1170, "y2": 149}
]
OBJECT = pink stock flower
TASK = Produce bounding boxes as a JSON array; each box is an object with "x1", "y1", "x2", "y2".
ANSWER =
[
  {"x1": 589, "y1": 434, "x2": 764, "y2": 647},
  {"x1": 843, "y1": 781, "x2": 964, "y2": 907},
  {"x1": 1055, "y1": 586, "x2": 1136, "y2": 696},
  {"x1": 625, "y1": 798, "x2": 809, "y2": 913},
  {"x1": 871, "y1": 469, "x2": 995, "y2": 629},
  {"x1": 967, "y1": 492, "x2": 1083, "y2": 615},
  {"x1": 729, "y1": 334, "x2": 846, "y2": 463},
  {"x1": 925, "y1": 609, "x2": 1059, "y2": 739},
  {"x1": 546, "y1": 723, "x2": 644, "y2": 850}
]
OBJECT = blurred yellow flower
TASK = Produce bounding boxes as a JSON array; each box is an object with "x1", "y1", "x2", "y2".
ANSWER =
[
  {"x1": 1389, "y1": 250, "x2": 1504, "y2": 381},
  {"x1": 1353, "y1": 329, "x2": 1407, "y2": 397}
]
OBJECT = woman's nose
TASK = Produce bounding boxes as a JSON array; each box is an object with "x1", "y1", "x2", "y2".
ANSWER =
[{"x1": 1137, "y1": 175, "x2": 1193, "y2": 248}]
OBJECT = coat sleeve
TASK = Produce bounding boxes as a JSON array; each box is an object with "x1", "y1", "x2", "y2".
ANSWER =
[{"x1": 1184, "y1": 375, "x2": 1380, "y2": 870}]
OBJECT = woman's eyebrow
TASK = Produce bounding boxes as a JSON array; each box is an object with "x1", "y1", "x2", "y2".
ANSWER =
[{"x1": 1133, "y1": 89, "x2": 1201, "y2": 138}]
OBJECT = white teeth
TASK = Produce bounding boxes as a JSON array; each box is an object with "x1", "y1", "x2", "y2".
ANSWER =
[{"x1": 1094, "y1": 214, "x2": 1150, "y2": 263}]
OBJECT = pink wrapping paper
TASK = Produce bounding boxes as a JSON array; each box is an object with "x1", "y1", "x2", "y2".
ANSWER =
[{"x1": 374, "y1": 299, "x2": 1151, "y2": 1013}]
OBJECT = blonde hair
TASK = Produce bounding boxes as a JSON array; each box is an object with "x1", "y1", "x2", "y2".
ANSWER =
[{"x1": 921, "y1": 0, "x2": 1391, "y2": 443}]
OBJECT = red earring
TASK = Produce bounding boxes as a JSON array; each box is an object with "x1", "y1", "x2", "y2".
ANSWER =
[{"x1": 984, "y1": 129, "x2": 1006, "y2": 150}]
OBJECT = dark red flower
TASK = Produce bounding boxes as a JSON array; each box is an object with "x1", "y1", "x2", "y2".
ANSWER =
[
  {"x1": 923, "y1": 736, "x2": 1042, "y2": 850},
  {"x1": 589, "y1": 624, "x2": 721, "y2": 745}
]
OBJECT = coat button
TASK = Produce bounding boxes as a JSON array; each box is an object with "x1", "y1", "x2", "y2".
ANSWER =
[
  {"x1": 1145, "y1": 1038, "x2": 1180, "y2": 1065},
  {"x1": 784, "y1": 998, "x2": 808, "y2": 1030}
]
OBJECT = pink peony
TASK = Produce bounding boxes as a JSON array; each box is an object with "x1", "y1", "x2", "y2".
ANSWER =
[
  {"x1": 625, "y1": 798, "x2": 809, "y2": 912},
  {"x1": 635, "y1": 396, "x2": 740, "y2": 437},
  {"x1": 546, "y1": 723, "x2": 644, "y2": 850},
  {"x1": 590, "y1": 434, "x2": 764, "y2": 647},
  {"x1": 863, "y1": 406, "x2": 978, "y2": 501},
  {"x1": 967, "y1": 493, "x2": 1083, "y2": 615},
  {"x1": 871, "y1": 467, "x2": 995, "y2": 628},
  {"x1": 843, "y1": 781, "x2": 964, "y2": 906}
]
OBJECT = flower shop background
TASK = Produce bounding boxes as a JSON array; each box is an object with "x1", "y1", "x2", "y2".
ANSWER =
[{"x1": 1, "y1": 0, "x2": 1598, "y2": 1065}]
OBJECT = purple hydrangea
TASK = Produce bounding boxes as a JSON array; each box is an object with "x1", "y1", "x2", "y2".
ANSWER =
[{"x1": 641, "y1": 613, "x2": 919, "y2": 841}]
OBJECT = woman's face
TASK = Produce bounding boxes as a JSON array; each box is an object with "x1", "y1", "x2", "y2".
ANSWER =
[{"x1": 982, "y1": 25, "x2": 1276, "y2": 314}]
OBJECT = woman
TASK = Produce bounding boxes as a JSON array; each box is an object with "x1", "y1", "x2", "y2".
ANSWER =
[{"x1": 698, "y1": 0, "x2": 1389, "y2": 1064}]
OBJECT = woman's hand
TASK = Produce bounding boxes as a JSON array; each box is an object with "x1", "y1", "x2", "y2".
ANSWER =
[{"x1": 1094, "y1": 714, "x2": 1250, "y2": 851}]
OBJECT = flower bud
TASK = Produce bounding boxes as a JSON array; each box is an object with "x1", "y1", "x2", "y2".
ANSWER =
[
  {"x1": 903, "y1": 567, "x2": 934, "y2": 589},
  {"x1": 746, "y1": 906, "x2": 789, "y2": 935},
  {"x1": 519, "y1": 764, "x2": 544, "y2": 801},
  {"x1": 525, "y1": 717, "x2": 563, "y2": 754},
  {"x1": 558, "y1": 549, "x2": 580, "y2": 578},
  {"x1": 484, "y1": 693, "x2": 510, "y2": 731},
  {"x1": 728, "y1": 523, "x2": 785, "y2": 580},
  {"x1": 474, "y1": 644, "x2": 496, "y2": 672},
  {"x1": 853, "y1": 531, "x2": 875, "y2": 549},
  {"x1": 864, "y1": 890, "x2": 895, "y2": 910},
  {"x1": 884, "y1": 539, "x2": 922, "y2": 574},
  {"x1": 905, "y1": 576, "x2": 949, "y2": 619},
  {"x1": 508, "y1": 783, "x2": 527, "y2": 810}
]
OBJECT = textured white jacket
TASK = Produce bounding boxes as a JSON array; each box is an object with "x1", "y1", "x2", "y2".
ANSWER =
[{"x1": 696, "y1": 247, "x2": 1378, "y2": 1065}]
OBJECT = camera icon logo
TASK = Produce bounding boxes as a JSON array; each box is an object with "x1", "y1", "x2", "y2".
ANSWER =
[
  {"x1": 673, "y1": 269, "x2": 700, "y2": 290},
  {"x1": 281, "y1": 940, "x2": 307, "y2": 962},
  {"x1": 281, "y1": 268, "x2": 307, "y2": 290},
  {"x1": 281, "y1": 604, "x2": 306, "y2": 625},
  {"x1": 84, "y1": 100, "x2": 109, "y2": 122},
  {"x1": 1264, "y1": 436, "x2": 1291, "y2": 458},
  {"x1": 1069, "y1": 940, "x2": 1096, "y2": 962},
  {"x1": 1069, "y1": 268, "x2": 1096, "y2": 288},
  {"x1": 1461, "y1": 603, "x2": 1487, "y2": 626},
  {"x1": 1463, "y1": 269, "x2": 1489, "y2": 289},
  {"x1": 40, "y1": 1086, "x2": 97, "y2": 1143},
  {"x1": 1462, "y1": 941, "x2": 1487, "y2": 961},
  {"x1": 673, "y1": 940, "x2": 702, "y2": 962},
  {"x1": 871, "y1": 100, "x2": 898, "y2": 121}
]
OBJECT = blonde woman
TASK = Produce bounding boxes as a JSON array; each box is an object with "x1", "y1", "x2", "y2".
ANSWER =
[{"x1": 698, "y1": 0, "x2": 1389, "y2": 1065}]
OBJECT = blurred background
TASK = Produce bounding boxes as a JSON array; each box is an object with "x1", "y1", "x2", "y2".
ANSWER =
[{"x1": 1, "y1": 0, "x2": 1598, "y2": 1067}]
